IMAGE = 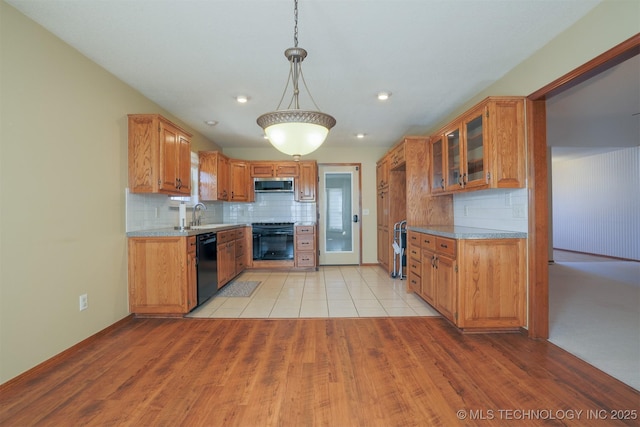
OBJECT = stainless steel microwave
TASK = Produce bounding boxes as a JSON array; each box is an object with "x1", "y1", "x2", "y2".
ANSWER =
[{"x1": 253, "y1": 177, "x2": 294, "y2": 193}]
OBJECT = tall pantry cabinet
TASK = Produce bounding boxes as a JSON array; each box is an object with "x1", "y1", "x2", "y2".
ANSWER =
[{"x1": 376, "y1": 136, "x2": 451, "y2": 275}]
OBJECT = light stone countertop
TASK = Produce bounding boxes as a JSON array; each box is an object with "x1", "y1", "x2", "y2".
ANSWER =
[
  {"x1": 126, "y1": 223, "x2": 250, "y2": 238},
  {"x1": 407, "y1": 225, "x2": 527, "y2": 239}
]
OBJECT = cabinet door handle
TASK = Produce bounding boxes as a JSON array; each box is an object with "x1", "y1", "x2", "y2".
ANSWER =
[{"x1": 440, "y1": 243, "x2": 448, "y2": 249}]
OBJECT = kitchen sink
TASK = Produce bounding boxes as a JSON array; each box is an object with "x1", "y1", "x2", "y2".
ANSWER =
[{"x1": 190, "y1": 224, "x2": 229, "y2": 230}]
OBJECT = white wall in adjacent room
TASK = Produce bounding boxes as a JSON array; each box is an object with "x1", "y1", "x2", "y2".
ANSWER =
[{"x1": 552, "y1": 146, "x2": 640, "y2": 260}]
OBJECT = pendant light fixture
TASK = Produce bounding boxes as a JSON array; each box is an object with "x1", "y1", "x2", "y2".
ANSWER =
[{"x1": 257, "y1": 0, "x2": 336, "y2": 159}]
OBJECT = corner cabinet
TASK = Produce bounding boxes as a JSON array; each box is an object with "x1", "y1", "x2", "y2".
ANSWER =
[
  {"x1": 199, "y1": 151, "x2": 230, "y2": 201},
  {"x1": 295, "y1": 161, "x2": 317, "y2": 202},
  {"x1": 407, "y1": 229, "x2": 526, "y2": 332},
  {"x1": 128, "y1": 114, "x2": 192, "y2": 196},
  {"x1": 128, "y1": 236, "x2": 197, "y2": 316},
  {"x1": 429, "y1": 97, "x2": 526, "y2": 194}
]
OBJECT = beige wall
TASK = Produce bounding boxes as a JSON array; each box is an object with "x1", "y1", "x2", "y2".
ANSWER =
[
  {"x1": 1, "y1": 0, "x2": 638, "y2": 384},
  {"x1": 0, "y1": 2, "x2": 220, "y2": 383},
  {"x1": 224, "y1": 146, "x2": 389, "y2": 265},
  {"x1": 426, "y1": 0, "x2": 640, "y2": 133}
]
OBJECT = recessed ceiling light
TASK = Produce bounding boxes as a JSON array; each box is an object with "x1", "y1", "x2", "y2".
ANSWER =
[
  {"x1": 356, "y1": 133, "x2": 366, "y2": 139},
  {"x1": 236, "y1": 95, "x2": 249, "y2": 103},
  {"x1": 377, "y1": 92, "x2": 391, "y2": 101},
  {"x1": 204, "y1": 120, "x2": 218, "y2": 126}
]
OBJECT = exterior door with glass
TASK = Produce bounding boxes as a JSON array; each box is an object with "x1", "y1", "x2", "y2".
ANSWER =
[{"x1": 318, "y1": 165, "x2": 361, "y2": 265}]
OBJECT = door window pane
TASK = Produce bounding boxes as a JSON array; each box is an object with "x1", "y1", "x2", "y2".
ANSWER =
[{"x1": 325, "y1": 173, "x2": 352, "y2": 252}]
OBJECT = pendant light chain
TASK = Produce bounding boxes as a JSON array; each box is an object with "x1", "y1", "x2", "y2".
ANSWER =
[
  {"x1": 294, "y1": 0, "x2": 299, "y2": 48},
  {"x1": 256, "y1": 0, "x2": 336, "y2": 158}
]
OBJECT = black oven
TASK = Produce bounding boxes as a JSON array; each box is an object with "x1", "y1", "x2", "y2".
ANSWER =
[{"x1": 252, "y1": 222, "x2": 294, "y2": 261}]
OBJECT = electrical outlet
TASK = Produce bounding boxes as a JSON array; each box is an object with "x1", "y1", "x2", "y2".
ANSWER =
[
  {"x1": 505, "y1": 193, "x2": 512, "y2": 207},
  {"x1": 464, "y1": 206, "x2": 469, "y2": 216},
  {"x1": 363, "y1": 209, "x2": 370, "y2": 216},
  {"x1": 79, "y1": 294, "x2": 88, "y2": 311},
  {"x1": 512, "y1": 205, "x2": 526, "y2": 218}
]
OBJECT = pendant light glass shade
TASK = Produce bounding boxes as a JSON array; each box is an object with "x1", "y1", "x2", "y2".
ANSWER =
[
  {"x1": 257, "y1": 110, "x2": 335, "y2": 156},
  {"x1": 257, "y1": 0, "x2": 335, "y2": 158}
]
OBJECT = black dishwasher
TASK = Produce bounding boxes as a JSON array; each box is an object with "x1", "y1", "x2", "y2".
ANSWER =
[{"x1": 196, "y1": 232, "x2": 218, "y2": 305}]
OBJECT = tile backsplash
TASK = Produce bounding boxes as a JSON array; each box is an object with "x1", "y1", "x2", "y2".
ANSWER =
[
  {"x1": 453, "y1": 188, "x2": 528, "y2": 232},
  {"x1": 125, "y1": 189, "x2": 315, "y2": 231},
  {"x1": 225, "y1": 192, "x2": 316, "y2": 224}
]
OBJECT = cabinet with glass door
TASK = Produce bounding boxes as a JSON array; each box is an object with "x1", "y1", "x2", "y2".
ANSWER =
[
  {"x1": 444, "y1": 126, "x2": 462, "y2": 192},
  {"x1": 430, "y1": 135, "x2": 445, "y2": 193},
  {"x1": 429, "y1": 96, "x2": 525, "y2": 195},
  {"x1": 461, "y1": 107, "x2": 488, "y2": 190}
]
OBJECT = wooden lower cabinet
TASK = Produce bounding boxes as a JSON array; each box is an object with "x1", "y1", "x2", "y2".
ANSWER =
[
  {"x1": 217, "y1": 240, "x2": 235, "y2": 288},
  {"x1": 407, "y1": 232, "x2": 421, "y2": 294},
  {"x1": 377, "y1": 226, "x2": 390, "y2": 272},
  {"x1": 433, "y1": 253, "x2": 456, "y2": 322},
  {"x1": 408, "y1": 231, "x2": 526, "y2": 332},
  {"x1": 235, "y1": 227, "x2": 248, "y2": 273},
  {"x1": 128, "y1": 226, "x2": 249, "y2": 316},
  {"x1": 295, "y1": 225, "x2": 317, "y2": 269},
  {"x1": 187, "y1": 236, "x2": 197, "y2": 312},
  {"x1": 457, "y1": 239, "x2": 526, "y2": 330},
  {"x1": 128, "y1": 236, "x2": 197, "y2": 316},
  {"x1": 217, "y1": 227, "x2": 250, "y2": 287}
]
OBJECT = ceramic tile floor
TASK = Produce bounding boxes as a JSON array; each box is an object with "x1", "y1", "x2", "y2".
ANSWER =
[{"x1": 188, "y1": 265, "x2": 441, "y2": 319}]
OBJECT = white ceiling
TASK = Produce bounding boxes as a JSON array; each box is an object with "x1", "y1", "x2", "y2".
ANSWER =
[
  {"x1": 547, "y1": 55, "x2": 640, "y2": 162},
  {"x1": 6, "y1": 0, "x2": 618, "y2": 153}
]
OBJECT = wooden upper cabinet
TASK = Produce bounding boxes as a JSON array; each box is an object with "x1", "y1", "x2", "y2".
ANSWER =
[
  {"x1": 250, "y1": 162, "x2": 275, "y2": 177},
  {"x1": 229, "y1": 159, "x2": 253, "y2": 202},
  {"x1": 389, "y1": 143, "x2": 406, "y2": 170},
  {"x1": 430, "y1": 135, "x2": 445, "y2": 193},
  {"x1": 376, "y1": 156, "x2": 389, "y2": 189},
  {"x1": 128, "y1": 114, "x2": 192, "y2": 195},
  {"x1": 250, "y1": 161, "x2": 299, "y2": 177},
  {"x1": 276, "y1": 162, "x2": 299, "y2": 177},
  {"x1": 462, "y1": 110, "x2": 488, "y2": 189},
  {"x1": 485, "y1": 98, "x2": 526, "y2": 189},
  {"x1": 199, "y1": 151, "x2": 229, "y2": 201},
  {"x1": 295, "y1": 161, "x2": 317, "y2": 202},
  {"x1": 444, "y1": 125, "x2": 463, "y2": 192},
  {"x1": 429, "y1": 96, "x2": 526, "y2": 195}
]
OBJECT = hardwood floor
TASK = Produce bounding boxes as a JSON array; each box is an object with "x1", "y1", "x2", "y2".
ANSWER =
[{"x1": 1, "y1": 317, "x2": 638, "y2": 426}]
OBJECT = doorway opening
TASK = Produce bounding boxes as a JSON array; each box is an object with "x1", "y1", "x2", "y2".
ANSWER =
[{"x1": 526, "y1": 34, "x2": 639, "y2": 339}]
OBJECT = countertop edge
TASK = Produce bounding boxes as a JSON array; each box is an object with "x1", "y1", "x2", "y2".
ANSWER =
[
  {"x1": 407, "y1": 225, "x2": 527, "y2": 240},
  {"x1": 126, "y1": 224, "x2": 250, "y2": 237}
]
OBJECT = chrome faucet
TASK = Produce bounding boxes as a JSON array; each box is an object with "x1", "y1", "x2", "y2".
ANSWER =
[{"x1": 192, "y1": 203, "x2": 207, "y2": 226}]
